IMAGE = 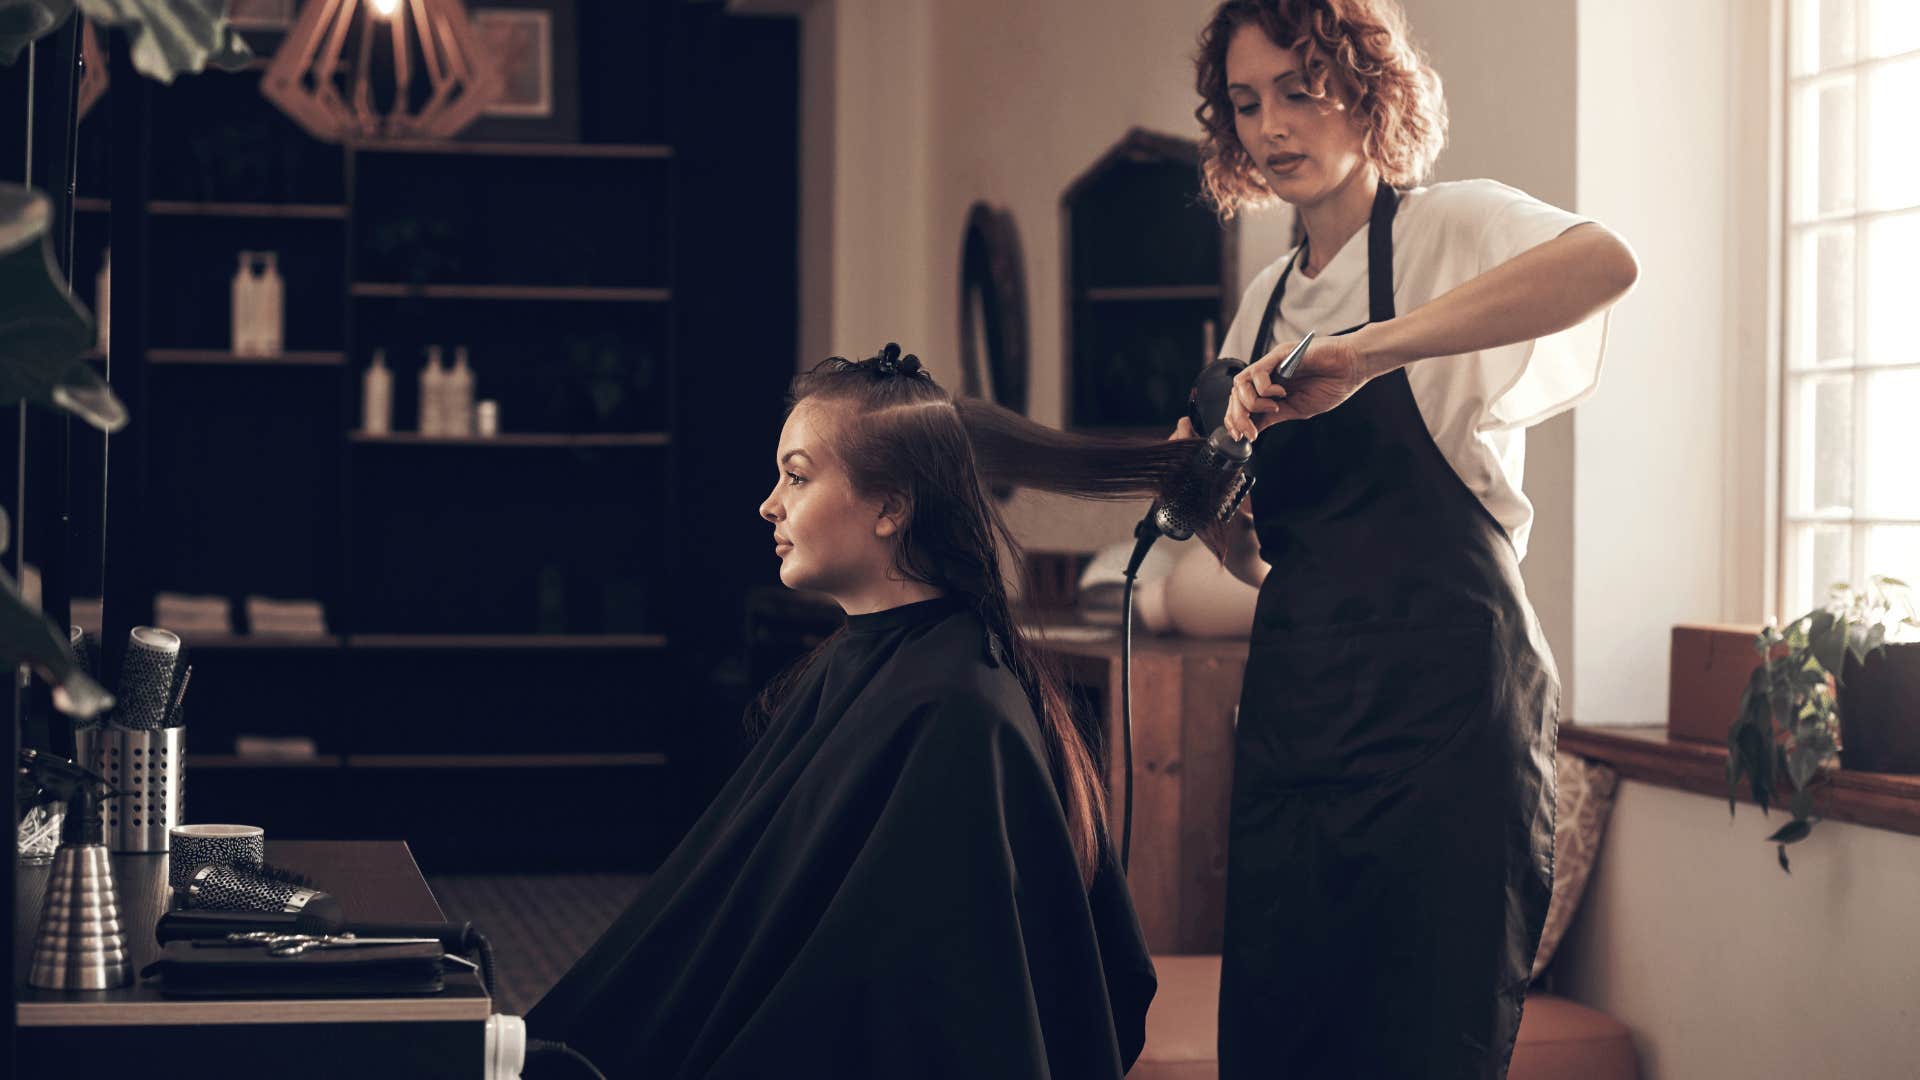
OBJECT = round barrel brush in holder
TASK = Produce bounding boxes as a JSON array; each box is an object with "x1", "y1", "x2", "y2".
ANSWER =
[
  {"x1": 69, "y1": 625, "x2": 99, "y2": 683},
  {"x1": 116, "y1": 626, "x2": 182, "y2": 731},
  {"x1": 77, "y1": 627, "x2": 194, "y2": 852}
]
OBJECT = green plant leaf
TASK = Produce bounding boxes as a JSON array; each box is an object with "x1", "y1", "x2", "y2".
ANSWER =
[
  {"x1": 0, "y1": 565, "x2": 113, "y2": 720},
  {"x1": 1778, "y1": 844, "x2": 1793, "y2": 874},
  {"x1": 1733, "y1": 721, "x2": 1774, "y2": 814},
  {"x1": 1767, "y1": 819, "x2": 1812, "y2": 844},
  {"x1": 50, "y1": 358, "x2": 126, "y2": 429},
  {"x1": 0, "y1": 0, "x2": 73, "y2": 65},
  {"x1": 1811, "y1": 610, "x2": 1847, "y2": 676},
  {"x1": 1787, "y1": 747, "x2": 1820, "y2": 791},
  {"x1": 1790, "y1": 785, "x2": 1814, "y2": 821},
  {"x1": 0, "y1": 185, "x2": 126, "y2": 431},
  {"x1": 1727, "y1": 722, "x2": 1749, "y2": 815},
  {"x1": 76, "y1": 0, "x2": 250, "y2": 83}
]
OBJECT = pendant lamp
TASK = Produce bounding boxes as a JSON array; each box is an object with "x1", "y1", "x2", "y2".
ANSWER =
[{"x1": 261, "y1": 0, "x2": 501, "y2": 142}]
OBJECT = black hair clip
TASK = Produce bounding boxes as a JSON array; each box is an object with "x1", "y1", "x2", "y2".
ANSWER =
[
  {"x1": 814, "y1": 346, "x2": 927, "y2": 380},
  {"x1": 870, "y1": 343, "x2": 924, "y2": 379}
]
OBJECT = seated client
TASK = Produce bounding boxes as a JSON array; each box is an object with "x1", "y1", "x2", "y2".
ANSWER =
[{"x1": 526, "y1": 344, "x2": 1187, "y2": 1079}]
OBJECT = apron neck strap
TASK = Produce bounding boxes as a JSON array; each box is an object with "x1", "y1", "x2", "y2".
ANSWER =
[
  {"x1": 1250, "y1": 180, "x2": 1401, "y2": 361},
  {"x1": 1366, "y1": 182, "x2": 1398, "y2": 324}
]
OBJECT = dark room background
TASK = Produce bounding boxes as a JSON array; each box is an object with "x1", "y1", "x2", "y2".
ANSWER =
[{"x1": 2, "y1": 0, "x2": 801, "y2": 874}]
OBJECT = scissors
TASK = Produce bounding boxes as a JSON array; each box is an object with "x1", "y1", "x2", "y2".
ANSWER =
[{"x1": 200, "y1": 931, "x2": 442, "y2": 957}]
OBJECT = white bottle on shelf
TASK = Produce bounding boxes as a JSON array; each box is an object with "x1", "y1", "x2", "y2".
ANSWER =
[
  {"x1": 231, "y1": 251, "x2": 256, "y2": 356},
  {"x1": 257, "y1": 252, "x2": 284, "y2": 357},
  {"x1": 362, "y1": 349, "x2": 393, "y2": 436},
  {"x1": 95, "y1": 247, "x2": 110, "y2": 353},
  {"x1": 418, "y1": 345, "x2": 446, "y2": 436},
  {"x1": 446, "y1": 347, "x2": 475, "y2": 437}
]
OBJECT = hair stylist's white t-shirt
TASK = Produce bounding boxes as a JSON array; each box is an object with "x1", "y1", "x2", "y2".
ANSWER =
[{"x1": 1218, "y1": 179, "x2": 1607, "y2": 562}]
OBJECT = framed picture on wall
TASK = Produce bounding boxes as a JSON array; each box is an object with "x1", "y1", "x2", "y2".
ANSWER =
[
  {"x1": 227, "y1": 0, "x2": 294, "y2": 30},
  {"x1": 463, "y1": 0, "x2": 580, "y2": 142}
]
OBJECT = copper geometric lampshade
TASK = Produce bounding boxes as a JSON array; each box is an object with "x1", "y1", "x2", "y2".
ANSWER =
[
  {"x1": 262, "y1": 0, "x2": 501, "y2": 142},
  {"x1": 77, "y1": 19, "x2": 108, "y2": 121}
]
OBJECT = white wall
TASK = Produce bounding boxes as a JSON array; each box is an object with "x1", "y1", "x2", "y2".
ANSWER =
[
  {"x1": 1572, "y1": 0, "x2": 1740, "y2": 726},
  {"x1": 1397, "y1": 0, "x2": 1582, "y2": 716},
  {"x1": 1560, "y1": 781, "x2": 1920, "y2": 1079},
  {"x1": 827, "y1": 0, "x2": 937, "y2": 362}
]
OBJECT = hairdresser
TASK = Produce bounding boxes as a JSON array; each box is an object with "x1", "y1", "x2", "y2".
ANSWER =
[{"x1": 1173, "y1": 2, "x2": 1638, "y2": 1076}]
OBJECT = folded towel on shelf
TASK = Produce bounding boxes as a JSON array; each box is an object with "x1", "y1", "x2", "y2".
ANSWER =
[
  {"x1": 244, "y1": 596, "x2": 328, "y2": 637},
  {"x1": 70, "y1": 596, "x2": 103, "y2": 635},
  {"x1": 156, "y1": 592, "x2": 234, "y2": 635}
]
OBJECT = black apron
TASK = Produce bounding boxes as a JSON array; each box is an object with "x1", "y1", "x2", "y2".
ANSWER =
[{"x1": 1219, "y1": 183, "x2": 1559, "y2": 1079}]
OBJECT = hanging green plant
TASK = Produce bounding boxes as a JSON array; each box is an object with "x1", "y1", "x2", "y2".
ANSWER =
[
  {"x1": 0, "y1": 0, "x2": 249, "y2": 79},
  {"x1": 0, "y1": 0, "x2": 72, "y2": 64},
  {"x1": 1, "y1": 0, "x2": 250, "y2": 726},
  {"x1": 1728, "y1": 575, "x2": 1918, "y2": 873},
  {"x1": 0, "y1": 186, "x2": 124, "y2": 431},
  {"x1": 0, "y1": 186, "x2": 118, "y2": 719}
]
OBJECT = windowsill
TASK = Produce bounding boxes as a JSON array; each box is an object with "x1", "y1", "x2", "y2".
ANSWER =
[{"x1": 1560, "y1": 724, "x2": 1920, "y2": 838}]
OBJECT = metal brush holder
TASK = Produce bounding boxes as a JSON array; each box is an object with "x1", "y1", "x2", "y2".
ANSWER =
[{"x1": 74, "y1": 725, "x2": 186, "y2": 853}]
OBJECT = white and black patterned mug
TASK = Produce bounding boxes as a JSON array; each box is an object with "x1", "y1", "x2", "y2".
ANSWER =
[{"x1": 168, "y1": 824, "x2": 265, "y2": 890}]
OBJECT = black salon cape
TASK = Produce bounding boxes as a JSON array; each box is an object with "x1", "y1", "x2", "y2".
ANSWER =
[{"x1": 525, "y1": 595, "x2": 1155, "y2": 1079}]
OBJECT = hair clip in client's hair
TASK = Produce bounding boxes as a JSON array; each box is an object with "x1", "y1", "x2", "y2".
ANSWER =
[
  {"x1": 869, "y1": 342, "x2": 924, "y2": 379},
  {"x1": 814, "y1": 343, "x2": 929, "y2": 380}
]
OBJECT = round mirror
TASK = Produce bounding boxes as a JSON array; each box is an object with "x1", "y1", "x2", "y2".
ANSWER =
[{"x1": 958, "y1": 202, "x2": 1029, "y2": 417}]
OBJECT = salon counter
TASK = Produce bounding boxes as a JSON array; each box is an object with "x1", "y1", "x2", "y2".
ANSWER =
[{"x1": 14, "y1": 840, "x2": 491, "y2": 1078}]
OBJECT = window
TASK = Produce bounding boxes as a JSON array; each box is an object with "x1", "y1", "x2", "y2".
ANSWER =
[{"x1": 1781, "y1": 0, "x2": 1920, "y2": 614}]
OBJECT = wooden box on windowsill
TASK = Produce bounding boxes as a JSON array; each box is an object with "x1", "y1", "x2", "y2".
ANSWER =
[{"x1": 1668, "y1": 623, "x2": 1766, "y2": 745}]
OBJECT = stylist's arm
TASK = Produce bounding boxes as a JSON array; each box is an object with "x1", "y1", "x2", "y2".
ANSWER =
[{"x1": 1223, "y1": 221, "x2": 1638, "y2": 442}]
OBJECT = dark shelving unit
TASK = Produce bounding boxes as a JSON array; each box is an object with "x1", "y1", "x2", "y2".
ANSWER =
[{"x1": 60, "y1": 4, "x2": 717, "y2": 873}]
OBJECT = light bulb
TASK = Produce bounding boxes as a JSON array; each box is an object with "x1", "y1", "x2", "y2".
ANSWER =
[{"x1": 369, "y1": 0, "x2": 402, "y2": 17}]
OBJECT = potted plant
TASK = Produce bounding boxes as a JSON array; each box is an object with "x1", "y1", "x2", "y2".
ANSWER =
[{"x1": 1727, "y1": 575, "x2": 1918, "y2": 872}]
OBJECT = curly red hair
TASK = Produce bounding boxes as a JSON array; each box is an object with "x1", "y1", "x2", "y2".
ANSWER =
[{"x1": 1193, "y1": 0, "x2": 1447, "y2": 219}]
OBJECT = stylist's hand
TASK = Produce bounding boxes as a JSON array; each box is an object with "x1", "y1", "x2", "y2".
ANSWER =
[{"x1": 1224, "y1": 336, "x2": 1373, "y2": 442}]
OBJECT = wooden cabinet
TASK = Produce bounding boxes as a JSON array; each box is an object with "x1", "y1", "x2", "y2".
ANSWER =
[
  {"x1": 1034, "y1": 630, "x2": 1247, "y2": 954},
  {"x1": 1061, "y1": 128, "x2": 1239, "y2": 433}
]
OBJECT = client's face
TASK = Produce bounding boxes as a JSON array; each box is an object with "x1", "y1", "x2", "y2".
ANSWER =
[{"x1": 758, "y1": 401, "x2": 893, "y2": 599}]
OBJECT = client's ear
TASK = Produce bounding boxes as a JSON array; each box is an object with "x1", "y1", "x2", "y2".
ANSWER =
[{"x1": 874, "y1": 493, "x2": 912, "y2": 539}]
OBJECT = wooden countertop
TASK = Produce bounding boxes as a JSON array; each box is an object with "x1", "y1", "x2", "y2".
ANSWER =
[{"x1": 15, "y1": 840, "x2": 490, "y2": 1027}]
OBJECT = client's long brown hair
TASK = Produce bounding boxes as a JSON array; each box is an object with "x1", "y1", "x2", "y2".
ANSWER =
[{"x1": 753, "y1": 345, "x2": 1199, "y2": 887}]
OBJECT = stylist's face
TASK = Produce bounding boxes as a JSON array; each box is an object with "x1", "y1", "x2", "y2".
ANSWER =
[
  {"x1": 759, "y1": 400, "x2": 895, "y2": 600},
  {"x1": 1225, "y1": 24, "x2": 1368, "y2": 207}
]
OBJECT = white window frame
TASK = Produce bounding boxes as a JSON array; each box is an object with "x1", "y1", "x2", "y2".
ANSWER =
[{"x1": 1777, "y1": 0, "x2": 1920, "y2": 617}]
